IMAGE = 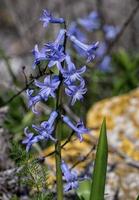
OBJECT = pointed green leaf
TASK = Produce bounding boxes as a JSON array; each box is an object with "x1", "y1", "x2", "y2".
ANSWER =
[
  {"x1": 89, "y1": 118, "x2": 108, "y2": 200},
  {"x1": 136, "y1": 195, "x2": 139, "y2": 200}
]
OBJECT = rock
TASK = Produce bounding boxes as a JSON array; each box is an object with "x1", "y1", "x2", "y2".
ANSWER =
[{"x1": 87, "y1": 87, "x2": 139, "y2": 161}]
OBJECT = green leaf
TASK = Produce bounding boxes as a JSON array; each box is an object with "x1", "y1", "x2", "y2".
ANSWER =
[
  {"x1": 114, "y1": 49, "x2": 133, "y2": 70},
  {"x1": 89, "y1": 118, "x2": 108, "y2": 200},
  {"x1": 136, "y1": 195, "x2": 139, "y2": 200},
  {"x1": 76, "y1": 180, "x2": 92, "y2": 200}
]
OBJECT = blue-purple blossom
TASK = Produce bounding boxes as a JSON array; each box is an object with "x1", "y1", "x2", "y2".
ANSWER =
[
  {"x1": 68, "y1": 22, "x2": 87, "y2": 42},
  {"x1": 32, "y1": 29, "x2": 66, "y2": 69},
  {"x1": 61, "y1": 55, "x2": 86, "y2": 84},
  {"x1": 65, "y1": 81, "x2": 87, "y2": 105},
  {"x1": 96, "y1": 42, "x2": 107, "y2": 58},
  {"x1": 103, "y1": 25, "x2": 120, "y2": 40},
  {"x1": 61, "y1": 160, "x2": 79, "y2": 192},
  {"x1": 68, "y1": 35, "x2": 99, "y2": 62},
  {"x1": 68, "y1": 22, "x2": 88, "y2": 56},
  {"x1": 40, "y1": 9, "x2": 65, "y2": 27},
  {"x1": 32, "y1": 44, "x2": 47, "y2": 68},
  {"x1": 22, "y1": 127, "x2": 44, "y2": 152},
  {"x1": 47, "y1": 45, "x2": 65, "y2": 68},
  {"x1": 32, "y1": 111, "x2": 58, "y2": 142},
  {"x1": 26, "y1": 89, "x2": 41, "y2": 114},
  {"x1": 35, "y1": 75, "x2": 60, "y2": 101},
  {"x1": 45, "y1": 29, "x2": 66, "y2": 68},
  {"x1": 78, "y1": 11, "x2": 100, "y2": 31},
  {"x1": 99, "y1": 56, "x2": 111, "y2": 71},
  {"x1": 22, "y1": 111, "x2": 58, "y2": 151},
  {"x1": 62, "y1": 115, "x2": 89, "y2": 141}
]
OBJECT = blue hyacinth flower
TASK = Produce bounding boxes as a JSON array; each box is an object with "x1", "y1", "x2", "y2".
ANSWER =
[
  {"x1": 45, "y1": 29, "x2": 66, "y2": 68},
  {"x1": 32, "y1": 29, "x2": 66, "y2": 69},
  {"x1": 78, "y1": 11, "x2": 100, "y2": 31},
  {"x1": 103, "y1": 25, "x2": 120, "y2": 40},
  {"x1": 99, "y1": 56, "x2": 111, "y2": 71},
  {"x1": 67, "y1": 22, "x2": 87, "y2": 56},
  {"x1": 61, "y1": 160, "x2": 79, "y2": 192},
  {"x1": 32, "y1": 111, "x2": 58, "y2": 142},
  {"x1": 42, "y1": 111, "x2": 58, "y2": 128},
  {"x1": 68, "y1": 22, "x2": 87, "y2": 42},
  {"x1": 22, "y1": 127, "x2": 44, "y2": 152},
  {"x1": 65, "y1": 80, "x2": 87, "y2": 105},
  {"x1": 35, "y1": 75, "x2": 60, "y2": 101},
  {"x1": 32, "y1": 44, "x2": 47, "y2": 68},
  {"x1": 22, "y1": 111, "x2": 58, "y2": 151},
  {"x1": 68, "y1": 34, "x2": 99, "y2": 62},
  {"x1": 62, "y1": 115, "x2": 89, "y2": 141},
  {"x1": 96, "y1": 42, "x2": 107, "y2": 58},
  {"x1": 61, "y1": 55, "x2": 86, "y2": 84},
  {"x1": 40, "y1": 9, "x2": 65, "y2": 27},
  {"x1": 32, "y1": 111, "x2": 58, "y2": 140},
  {"x1": 26, "y1": 89, "x2": 41, "y2": 114},
  {"x1": 47, "y1": 45, "x2": 65, "y2": 68}
]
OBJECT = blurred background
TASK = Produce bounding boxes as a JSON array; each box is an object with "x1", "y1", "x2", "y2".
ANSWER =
[{"x1": 0, "y1": 0, "x2": 139, "y2": 199}]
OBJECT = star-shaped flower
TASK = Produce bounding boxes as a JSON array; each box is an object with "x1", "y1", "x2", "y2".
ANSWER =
[
  {"x1": 45, "y1": 29, "x2": 66, "y2": 68},
  {"x1": 61, "y1": 160, "x2": 79, "y2": 192},
  {"x1": 68, "y1": 34, "x2": 99, "y2": 62},
  {"x1": 35, "y1": 75, "x2": 60, "y2": 101},
  {"x1": 65, "y1": 80, "x2": 87, "y2": 105},
  {"x1": 32, "y1": 44, "x2": 47, "y2": 68},
  {"x1": 40, "y1": 9, "x2": 65, "y2": 27},
  {"x1": 26, "y1": 89, "x2": 41, "y2": 114},
  {"x1": 32, "y1": 29, "x2": 66, "y2": 69},
  {"x1": 62, "y1": 115, "x2": 89, "y2": 141},
  {"x1": 103, "y1": 25, "x2": 120, "y2": 40},
  {"x1": 22, "y1": 127, "x2": 43, "y2": 152},
  {"x1": 61, "y1": 55, "x2": 86, "y2": 84},
  {"x1": 68, "y1": 22, "x2": 87, "y2": 42},
  {"x1": 78, "y1": 11, "x2": 100, "y2": 31},
  {"x1": 96, "y1": 42, "x2": 107, "y2": 58},
  {"x1": 22, "y1": 111, "x2": 58, "y2": 151},
  {"x1": 99, "y1": 56, "x2": 111, "y2": 71},
  {"x1": 32, "y1": 111, "x2": 58, "y2": 142}
]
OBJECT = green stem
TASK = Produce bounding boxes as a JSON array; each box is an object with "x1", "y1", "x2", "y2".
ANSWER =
[
  {"x1": 55, "y1": 22, "x2": 67, "y2": 200},
  {"x1": 55, "y1": 118, "x2": 63, "y2": 200},
  {"x1": 55, "y1": 79, "x2": 63, "y2": 200}
]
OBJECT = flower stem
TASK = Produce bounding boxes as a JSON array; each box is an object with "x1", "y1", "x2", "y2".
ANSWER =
[
  {"x1": 55, "y1": 118, "x2": 63, "y2": 200},
  {"x1": 55, "y1": 22, "x2": 67, "y2": 200},
  {"x1": 55, "y1": 77, "x2": 63, "y2": 199}
]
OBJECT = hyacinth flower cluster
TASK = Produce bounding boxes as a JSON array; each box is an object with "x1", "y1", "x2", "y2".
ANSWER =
[
  {"x1": 22, "y1": 9, "x2": 99, "y2": 196},
  {"x1": 70, "y1": 11, "x2": 120, "y2": 71}
]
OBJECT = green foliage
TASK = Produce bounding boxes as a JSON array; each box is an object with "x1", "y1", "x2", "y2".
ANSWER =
[
  {"x1": 3, "y1": 90, "x2": 33, "y2": 137},
  {"x1": 20, "y1": 157, "x2": 49, "y2": 192},
  {"x1": 86, "y1": 49, "x2": 139, "y2": 109},
  {"x1": 10, "y1": 141, "x2": 52, "y2": 199},
  {"x1": 136, "y1": 194, "x2": 139, "y2": 200},
  {"x1": 11, "y1": 196, "x2": 20, "y2": 200},
  {"x1": 112, "y1": 49, "x2": 139, "y2": 95},
  {"x1": 89, "y1": 118, "x2": 108, "y2": 200},
  {"x1": 76, "y1": 180, "x2": 91, "y2": 200},
  {"x1": 33, "y1": 193, "x2": 54, "y2": 200},
  {"x1": 10, "y1": 141, "x2": 28, "y2": 165}
]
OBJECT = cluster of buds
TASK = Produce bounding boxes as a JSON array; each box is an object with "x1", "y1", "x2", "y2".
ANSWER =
[{"x1": 23, "y1": 9, "x2": 99, "y2": 192}]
